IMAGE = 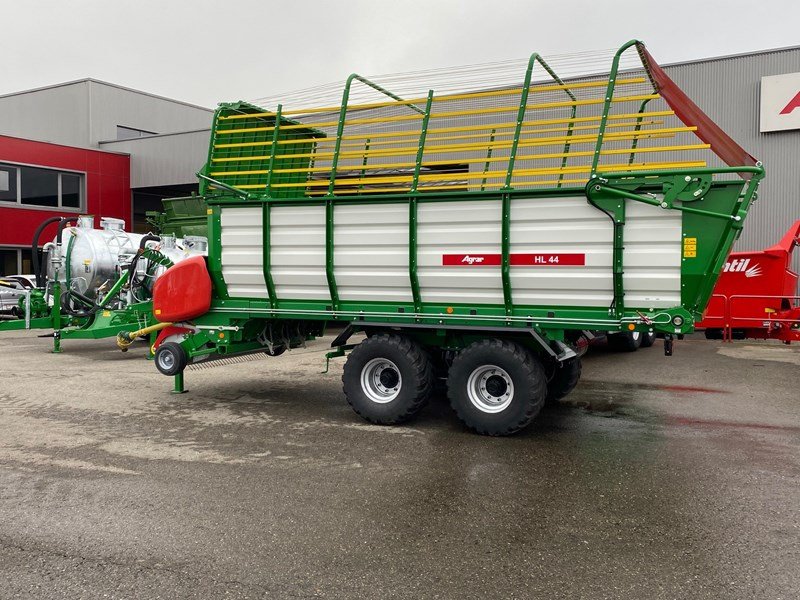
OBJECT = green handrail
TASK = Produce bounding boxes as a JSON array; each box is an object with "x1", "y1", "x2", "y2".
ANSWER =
[
  {"x1": 590, "y1": 39, "x2": 641, "y2": 175},
  {"x1": 504, "y1": 53, "x2": 576, "y2": 190},
  {"x1": 327, "y1": 74, "x2": 426, "y2": 196}
]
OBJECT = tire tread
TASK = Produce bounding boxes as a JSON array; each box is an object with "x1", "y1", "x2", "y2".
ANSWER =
[
  {"x1": 447, "y1": 339, "x2": 546, "y2": 436},
  {"x1": 342, "y1": 333, "x2": 433, "y2": 425}
]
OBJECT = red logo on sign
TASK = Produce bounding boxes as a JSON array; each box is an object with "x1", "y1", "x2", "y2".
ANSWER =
[
  {"x1": 442, "y1": 253, "x2": 585, "y2": 266},
  {"x1": 779, "y1": 90, "x2": 800, "y2": 115}
]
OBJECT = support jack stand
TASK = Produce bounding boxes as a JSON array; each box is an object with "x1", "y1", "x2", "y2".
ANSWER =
[
  {"x1": 172, "y1": 372, "x2": 187, "y2": 394},
  {"x1": 664, "y1": 334, "x2": 674, "y2": 356}
]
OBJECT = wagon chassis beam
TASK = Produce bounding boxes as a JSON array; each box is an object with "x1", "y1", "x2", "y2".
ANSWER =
[{"x1": 330, "y1": 321, "x2": 577, "y2": 362}]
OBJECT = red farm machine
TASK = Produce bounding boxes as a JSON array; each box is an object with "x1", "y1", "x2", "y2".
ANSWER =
[{"x1": 699, "y1": 220, "x2": 800, "y2": 342}]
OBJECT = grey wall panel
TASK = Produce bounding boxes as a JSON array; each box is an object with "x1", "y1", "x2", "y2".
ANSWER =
[
  {"x1": 88, "y1": 81, "x2": 211, "y2": 143},
  {"x1": 0, "y1": 79, "x2": 211, "y2": 149},
  {"x1": 0, "y1": 82, "x2": 91, "y2": 147},
  {"x1": 100, "y1": 130, "x2": 210, "y2": 188},
  {"x1": 664, "y1": 48, "x2": 800, "y2": 274}
]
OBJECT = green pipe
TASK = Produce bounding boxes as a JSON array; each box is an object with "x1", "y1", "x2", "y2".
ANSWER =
[
  {"x1": 590, "y1": 39, "x2": 642, "y2": 175},
  {"x1": 97, "y1": 269, "x2": 130, "y2": 308},
  {"x1": 597, "y1": 165, "x2": 765, "y2": 179},
  {"x1": 504, "y1": 53, "x2": 575, "y2": 190},
  {"x1": 411, "y1": 90, "x2": 434, "y2": 192},
  {"x1": 64, "y1": 232, "x2": 76, "y2": 293},
  {"x1": 262, "y1": 202, "x2": 277, "y2": 310},
  {"x1": 264, "y1": 104, "x2": 283, "y2": 196},
  {"x1": 480, "y1": 129, "x2": 496, "y2": 192},
  {"x1": 325, "y1": 199, "x2": 339, "y2": 310},
  {"x1": 409, "y1": 198, "x2": 421, "y2": 315},
  {"x1": 197, "y1": 173, "x2": 251, "y2": 200},
  {"x1": 501, "y1": 194, "x2": 512, "y2": 316},
  {"x1": 328, "y1": 73, "x2": 426, "y2": 197},
  {"x1": 201, "y1": 106, "x2": 225, "y2": 195},
  {"x1": 628, "y1": 97, "x2": 653, "y2": 165},
  {"x1": 348, "y1": 74, "x2": 426, "y2": 115},
  {"x1": 358, "y1": 138, "x2": 371, "y2": 191}
]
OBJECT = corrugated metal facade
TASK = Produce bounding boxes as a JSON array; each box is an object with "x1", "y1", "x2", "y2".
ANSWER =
[
  {"x1": 0, "y1": 79, "x2": 212, "y2": 148},
  {"x1": 663, "y1": 47, "x2": 800, "y2": 273},
  {"x1": 98, "y1": 129, "x2": 211, "y2": 188}
]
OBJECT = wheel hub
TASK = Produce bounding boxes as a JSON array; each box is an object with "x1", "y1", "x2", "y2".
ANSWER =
[
  {"x1": 360, "y1": 358, "x2": 402, "y2": 404},
  {"x1": 467, "y1": 365, "x2": 514, "y2": 413},
  {"x1": 158, "y1": 352, "x2": 175, "y2": 371}
]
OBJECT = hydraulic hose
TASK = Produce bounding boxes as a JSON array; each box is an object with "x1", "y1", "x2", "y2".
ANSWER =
[
  {"x1": 127, "y1": 234, "x2": 161, "y2": 289},
  {"x1": 31, "y1": 216, "x2": 65, "y2": 288},
  {"x1": 60, "y1": 288, "x2": 99, "y2": 318},
  {"x1": 56, "y1": 217, "x2": 77, "y2": 248}
]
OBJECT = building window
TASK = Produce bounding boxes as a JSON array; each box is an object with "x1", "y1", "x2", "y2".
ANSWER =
[
  {"x1": 0, "y1": 162, "x2": 85, "y2": 210},
  {"x1": 0, "y1": 247, "x2": 38, "y2": 277},
  {"x1": 117, "y1": 125, "x2": 157, "y2": 140}
]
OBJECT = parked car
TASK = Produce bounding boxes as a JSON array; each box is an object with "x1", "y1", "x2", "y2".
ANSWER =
[{"x1": 0, "y1": 275, "x2": 35, "y2": 316}]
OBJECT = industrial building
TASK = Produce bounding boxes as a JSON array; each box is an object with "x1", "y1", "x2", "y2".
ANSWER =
[
  {"x1": 0, "y1": 79, "x2": 210, "y2": 274},
  {"x1": 0, "y1": 45, "x2": 798, "y2": 276}
]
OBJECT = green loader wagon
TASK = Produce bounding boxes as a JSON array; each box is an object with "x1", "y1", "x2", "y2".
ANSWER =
[{"x1": 147, "y1": 40, "x2": 764, "y2": 435}]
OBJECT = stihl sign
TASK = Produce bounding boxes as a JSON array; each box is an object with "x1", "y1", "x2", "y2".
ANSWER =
[
  {"x1": 760, "y1": 72, "x2": 800, "y2": 132},
  {"x1": 722, "y1": 258, "x2": 762, "y2": 278},
  {"x1": 443, "y1": 253, "x2": 585, "y2": 266}
]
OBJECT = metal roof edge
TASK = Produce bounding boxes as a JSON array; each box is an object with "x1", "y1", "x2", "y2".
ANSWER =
[
  {"x1": 662, "y1": 44, "x2": 800, "y2": 69},
  {"x1": 0, "y1": 78, "x2": 213, "y2": 112},
  {"x1": 0, "y1": 132, "x2": 131, "y2": 157},
  {"x1": 97, "y1": 128, "x2": 212, "y2": 145}
]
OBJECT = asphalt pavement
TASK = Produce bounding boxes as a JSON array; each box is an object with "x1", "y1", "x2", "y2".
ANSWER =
[{"x1": 0, "y1": 329, "x2": 798, "y2": 599}]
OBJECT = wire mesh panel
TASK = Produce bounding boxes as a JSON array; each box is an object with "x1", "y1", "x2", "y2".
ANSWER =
[{"x1": 202, "y1": 42, "x2": 753, "y2": 199}]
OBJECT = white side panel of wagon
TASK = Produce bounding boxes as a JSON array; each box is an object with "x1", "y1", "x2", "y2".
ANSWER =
[
  {"x1": 220, "y1": 207, "x2": 268, "y2": 299},
  {"x1": 622, "y1": 199, "x2": 682, "y2": 308},
  {"x1": 270, "y1": 205, "x2": 329, "y2": 301},
  {"x1": 510, "y1": 196, "x2": 614, "y2": 308},
  {"x1": 417, "y1": 200, "x2": 503, "y2": 305},
  {"x1": 334, "y1": 203, "x2": 412, "y2": 303}
]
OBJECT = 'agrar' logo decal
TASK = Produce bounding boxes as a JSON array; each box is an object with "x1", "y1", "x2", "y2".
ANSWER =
[{"x1": 461, "y1": 255, "x2": 485, "y2": 265}]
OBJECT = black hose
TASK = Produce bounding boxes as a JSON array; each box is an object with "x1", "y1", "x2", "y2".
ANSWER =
[
  {"x1": 127, "y1": 234, "x2": 161, "y2": 289},
  {"x1": 31, "y1": 217, "x2": 65, "y2": 288},
  {"x1": 56, "y1": 217, "x2": 78, "y2": 247},
  {"x1": 60, "y1": 289, "x2": 99, "y2": 318}
]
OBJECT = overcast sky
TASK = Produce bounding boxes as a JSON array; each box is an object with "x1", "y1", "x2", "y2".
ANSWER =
[{"x1": 3, "y1": 0, "x2": 799, "y2": 108}]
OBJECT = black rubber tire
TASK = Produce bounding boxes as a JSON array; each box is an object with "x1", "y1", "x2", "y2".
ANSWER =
[
  {"x1": 546, "y1": 356, "x2": 582, "y2": 405},
  {"x1": 154, "y1": 342, "x2": 188, "y2": 376},
  {"x1": 640, "y1": 331, "x2": 657, "y2": 348},
  {"x1": 447, "y1": 339, "x2": 547, "y2": 436},
  {"x1": 342, "y1": 334, "x2": 433, "y2": 425},
  {"x1": 608, "y1": 331, "x2": 643, "y2": 352},
  {"x1": 704, "y1": 328, "x2": 724, "y2": 340}
]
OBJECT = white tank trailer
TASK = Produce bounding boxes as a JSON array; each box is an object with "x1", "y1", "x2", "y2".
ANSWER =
[{"x1": 45, "y1": 215, "x2": 207, "y2": 304}]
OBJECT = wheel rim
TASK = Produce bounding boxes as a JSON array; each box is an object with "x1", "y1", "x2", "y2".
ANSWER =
[
  {"x1": 158, "y1": 350, "x2": 175, "y2": 372},
  {"x1": 632, "y1": 332, "x2": 641, "y2": 341},
  {"x1": 360, "y1": 358, "x2": 402, "y2": 404},
  {"x1": 466, "y1": 365, "x2": 514, "y2": 413}
]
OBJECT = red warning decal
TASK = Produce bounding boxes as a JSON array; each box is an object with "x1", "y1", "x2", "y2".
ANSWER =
[
  {"x1": 511, "y1": 253, "x2": 585, "y2": 266},
  {"x1": 442, "y1": 253, "x2": 585, "y2": 266}
]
